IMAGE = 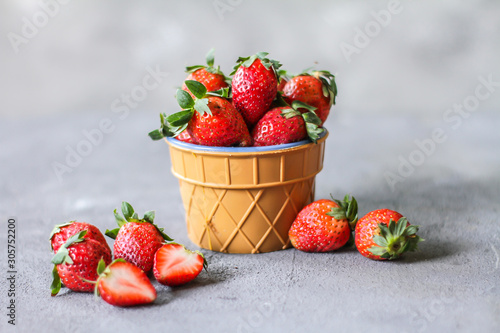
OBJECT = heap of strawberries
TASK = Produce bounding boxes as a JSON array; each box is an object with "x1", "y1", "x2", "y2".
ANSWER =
[
  {"x1": 149, "y1": 49, "x2": 337, "y2": 147},
  {"x1": 288, "y1": 194, "x2": 424, "y2": 259},
  {"x1": 50, "y1": 202, "x2": 206, "y2": 307}
]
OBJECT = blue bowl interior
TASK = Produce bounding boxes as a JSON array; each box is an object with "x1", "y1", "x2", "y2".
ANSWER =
[{"x1": 166, "y1": 130, "x2": 327, "y2": 153}]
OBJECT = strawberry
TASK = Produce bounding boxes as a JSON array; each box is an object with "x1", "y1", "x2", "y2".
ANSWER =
[
  {"x1": 277, "y1": 70, "x2": 289, "y2": 92},
  {"x1": 231, "y1": 52, "x2": 281, "y2": 127},
  {"x1": 355, "y1": 209, "x2": 423, "y2": 260},
  {"x1": 182, "y1": 48, "x2": 229, "y2": 97},
  {"x1": 282, "y1": 70, "x2": 337, "y2": 125},
  {"x1": 251, "y1": 101, "x2": 324, "y2": 146},
  {"x1": 153, "y1": 243, "x2": 207, "y2": 287},
  {"x1": 105, "y1": 202, "x2": 173, "y2": 273},
  {"x1": 95, "y1": 259, "x2": 157, "y2": 307},
  {"x1": 288, "y1": 195, "x2": 358, "y2": 252},
  {"x1": 176, "y1": 129, "x2": 197, "y2": 144},
  {"x1": 49, "y1": 221, "x2": 110, "y2": 253},
  {"x1": 149, "y1": 80, "x2": 251, "y2": 147},
  {"x1": 50, "y1": 230, "x2": 112, "y2": 296}
]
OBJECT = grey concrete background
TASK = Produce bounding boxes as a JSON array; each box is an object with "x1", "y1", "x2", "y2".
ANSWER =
[{"x1": 1, "y1": 0, "x2": 500, "y2": 332}]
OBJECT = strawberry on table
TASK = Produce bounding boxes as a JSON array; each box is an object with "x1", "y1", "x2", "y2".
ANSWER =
[
  {"x1": 51, "y1": 230, "x2": 112, "y2": 296},
  {"x1": 231, "y1": 52, "x2": 281, "y2": 127},
  {"x1": 148, "y1": 80, "x2": 251, "y2": 147},
  {"x1": 105, "y1": 202, "x2": 173, "y2": 273},
  {"x1": 251, "y1": 101, "x2": 324, "y2": 146},
  {"x1": 282, "y1": 70, "x2": 337, "y2": 125},
  {"x1": 182, "y1": 48, "x2": 229, "y2": 96},
  {"x1": 355, "y1": 209, "x2": 423, "y2": 260},
  {"x1": 153, "y1": 243, "x2": 207, "y2": 287},
  {"x1": 288, "y1": 195, "x2": 358, "y2": 252},
  {"x1": 49, "y1": 221, "x2": 110, "y2": 253},
  {"x1": 95, "y1": 259, "x2": 157, "y2": 307}
]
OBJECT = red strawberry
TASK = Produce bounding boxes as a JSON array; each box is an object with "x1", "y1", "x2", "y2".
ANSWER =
[
  {"x1": 355, "y1": 209, "x2": 423, "y2": 260},
  {"x1": 149, "y1": 80, "x2": 251, "y2": 147},
  {"x1": 282, "y1": 70, "x2": 337, "y2": 125},
  {"x1": 49, "y1": 221, "x2": 110, "y2": 253},
  {"x1": 288, "y1": 195, "x2": 358, "y2": 252},
  {"x1": 153, "y1": 243, "x2": 206, "y2": 287},
  {"x1": 182, "y1": 48, "x2": 229, "y2": 97},
  {"x1": 105, "y1": 202, "x2": 172, "y2": 273},
  {"x1": 95, "y1": 259, "x2": 157, "y2": 307},
  {"x1": 231, "y1": 52, "x2": 281, "y2": 127},
  {"x1": 176, "y1": 129, "x2": 197, "y2": 144},
  {"x1": 51, "y1": 230, "x2": 112, "y2": 296},
  {"x1": 277, "y1": 70, "x2": 289, "y2": 92},
  {"x1": 251, "y1": 101, "x2": 324, "y2": 146}
]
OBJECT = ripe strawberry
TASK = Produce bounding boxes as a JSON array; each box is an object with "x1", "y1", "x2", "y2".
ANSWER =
[
  {"x1": 355, "y1": 209, "x2": 423, "y2": 260},
  {"x1": 149, "y1": 80, "x2": 251, "y2": 147},
  {"x1": 49, "y1": 221, "x2": 110, "y2": 253},
  {"x1": 282, "y1": 70, "x2": 337, "y2": 125},
  {"x1": 95, "y1": 259, "x2": 157, "y2": 307},
  {"x1": 289, "y1": 195, "x2": 358, "y2": 252},
  {"x1": 277, "y1": 70, "x2": 289, "y2": 92},
  {"x1": 182, "y1": 48, "x2": 229, "y2": 97},
  {"x1": 231, "y1": 52, "x2": 281, "y2": 127},
  {"x1": 251, "y1": 101, "x2": 324, "y2": 146},
  {"x1": 153, "y1": 243, "x2": 207, "y2": 287},
  {"x1": 176, "y1": 129, "x2": 197, "y2": 144},
  {"x1": 50, "y1": 230, "x2": 112, "y2": 296},
  {"x1": 105, "y1": 202, "x2": 173, "y2": 273}
]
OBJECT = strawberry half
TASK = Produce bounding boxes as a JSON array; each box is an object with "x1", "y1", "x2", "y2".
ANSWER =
[
  {"x1": 182, "y1": 48, "x2": 229, "y2": 96},
  {"x1": 95, "y1": 259, "x2": 156, "y2": 307},
  {"x1": 231, "y1": 52, "x2": 281, "y2": 127},
  {"x1": 153, "y1": 243, "x2": 207, "y2": 287},
  {"x1": 105, "y1": 202, "x2": 173, "y2": 273},
  {"x1": 148, "y1": 80, "x2": 251, "y2": 147},
  {"x1": 355, "y1": 209, "x2": 423, "y2": 260}
]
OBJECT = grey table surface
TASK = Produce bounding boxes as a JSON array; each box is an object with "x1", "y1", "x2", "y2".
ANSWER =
[{"x1": 1, "y1": 110, "x2": 499, "y2": 333}]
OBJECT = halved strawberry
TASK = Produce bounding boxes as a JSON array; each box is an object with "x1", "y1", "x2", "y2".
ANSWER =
[
  {"x1": 153, "y1": 243, "x2": 207, "y2": 287},
  {"x1": 95, "y1": 259, "x2": 157, "y2": 307}
]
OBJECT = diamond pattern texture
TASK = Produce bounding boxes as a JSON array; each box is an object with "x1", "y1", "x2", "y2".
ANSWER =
[{"x1": 168, "y1": 134, "x2": 327, "y2": 253}]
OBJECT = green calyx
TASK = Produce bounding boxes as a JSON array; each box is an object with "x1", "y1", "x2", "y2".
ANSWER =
[
  {"x1": 148, "y1": 80, "x2": 230, "y2": 141},
  {"x1": 280, "y1": 100, "x2": 325, "y2": 143},
  {"x1": 49, "y1": 221, "x2": 74, "y2": 251},
  {"x1": 368, "y1": 218, "x2": 423, "y2": 260},
  {"x1": 105, "y1": 201, "x2": 173, "y2": 242},
  {"x1": 326, "y1": 194, "x2": 358, "y2": 230},
  {"x1": 50, "y1": 230, "x2": 88, "y2": 296},
  {"x1": 185, "y1": 48, "x2": 226, "y2": 77},
  {"x1": 230, "y1": 51, "x2": 282, "y2": 76}
]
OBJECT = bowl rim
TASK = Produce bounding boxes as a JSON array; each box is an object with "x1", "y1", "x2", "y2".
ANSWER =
[{"x1": 165, "y1": 130, "x2": 328, "y2": 154}]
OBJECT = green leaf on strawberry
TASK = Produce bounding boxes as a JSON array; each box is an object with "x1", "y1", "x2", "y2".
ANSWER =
[
  {"x1": 230, "y1": 52, "x2": 282, "y2": 76},
  {"x1": 368, "y1": 218, "x2": 423, "y2": 260},
  {"x1": 185, "y1": 80, "x2": 207, "y2": 100},
  {"x1": 278, "y1": 100, "x2": 325, "y2": 144},
  {"x1": 327, "y1": 194, "x2": 358, "y2": 230},
  {"x1": 105, "y1": 202, "x2": 173, "y2": 242}
]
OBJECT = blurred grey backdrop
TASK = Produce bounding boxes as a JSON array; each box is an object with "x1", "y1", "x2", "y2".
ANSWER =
[{"x1": 1, "y1": 0, "x2": 499, "y2": 124}]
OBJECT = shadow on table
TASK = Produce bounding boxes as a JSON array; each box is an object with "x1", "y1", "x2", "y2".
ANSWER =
[{"x1": 397, "y1": 237, "x2": 462, "y2": 263}]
